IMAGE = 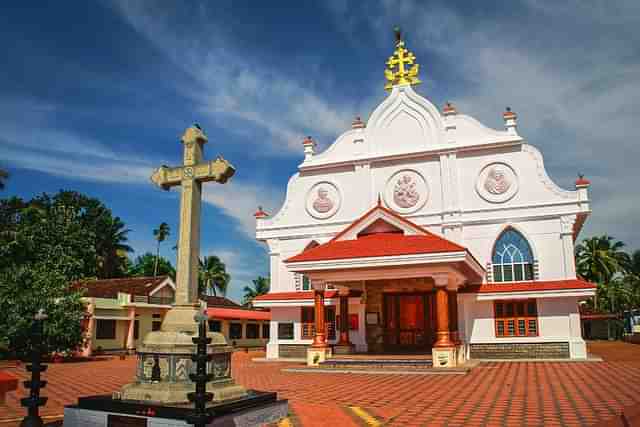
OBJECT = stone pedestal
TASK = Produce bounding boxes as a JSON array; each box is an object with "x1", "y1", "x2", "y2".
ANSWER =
[
  {"x1": 115, "y1": 306, "x2": 246, "y2": 405},
  {"x1": 307, "y1": 347, "x2": 332, "y2": 366},
  {"x1": 432, "y1": 347, "x2": 456, "y2": 368}
]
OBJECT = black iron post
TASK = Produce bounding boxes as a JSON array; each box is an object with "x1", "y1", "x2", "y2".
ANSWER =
[
  {"x1": 20, "y1": 309, "x2": 48, "y2": 427},
  {"x1": 186, "y1": 312, "x2": 214, "y2": 427}
]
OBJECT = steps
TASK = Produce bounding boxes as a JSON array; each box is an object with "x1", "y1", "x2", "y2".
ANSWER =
[{"x1": 319, "y1": 357, "x2": 433, "y2": 371}]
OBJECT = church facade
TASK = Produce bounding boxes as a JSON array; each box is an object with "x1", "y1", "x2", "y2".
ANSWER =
[{"x1": 253, "y1": 32, "x2": 594, "y2": 366}]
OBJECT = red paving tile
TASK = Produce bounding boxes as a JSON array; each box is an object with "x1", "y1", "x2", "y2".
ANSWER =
[{"x1": 0, "y1": 341, "x2": 639, "y2": 426}]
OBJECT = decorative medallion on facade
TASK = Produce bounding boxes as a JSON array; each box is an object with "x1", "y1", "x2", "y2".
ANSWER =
[
  {"x1": 384, "y1": 27, "x2": 421, "y2": 90},
  {"x1": 306, "y1": 182, "x2": 341, "y2": 219},
  {"x1": 384, "y1": 170, "x2": 428, "y2": 214},
  {"x1": 476, "y1": 163, "x2": 518, "y2": 203}
]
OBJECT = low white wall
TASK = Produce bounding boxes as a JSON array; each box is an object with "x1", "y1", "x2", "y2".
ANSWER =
[{"x1": 459, "y1": 294, "x2": 586, "y2": 358}]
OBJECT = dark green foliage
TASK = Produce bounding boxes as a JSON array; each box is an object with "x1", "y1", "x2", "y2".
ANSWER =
[
  {"x1": 128, "y1": 252, "x2": 176, "y2": 279},
  {"x1": 242, "y1": 276, "x2": 270, "y2": 306},
  {"x1": 576, "y1": 235, "x2": 639, "y2": 313},
  {"x1": 198, "y1": 256, "x2": 230, "y2": 297},
  {"x1": 0, "y1": 190, "x2": 132, "y2": 357}
]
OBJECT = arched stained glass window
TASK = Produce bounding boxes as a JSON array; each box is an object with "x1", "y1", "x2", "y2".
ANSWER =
[{"x1": 492, "y1": 228, "x2": 534, "y2": 282}]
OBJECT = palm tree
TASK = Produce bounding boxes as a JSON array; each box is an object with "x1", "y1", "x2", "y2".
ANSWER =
[
  {"x1": 0, "y1": 168, "x2": 8, "y2": 190},
  {"x1": 242, "y1": 276, "x2": 270, "y2": 306},
  {"x1": 96, "y1": 216, "x2": 133, "y2": 278},
  {"x1": 576, "y1": 235, "x2": 631, "y2": 311},
  {"x1": 198, "y1": 256, "x2": 230, "y2": 297},
  {"x1": 129, "y1": 252, "x2": 176, "y2": 278},
  {"x1": 153, "y1": 222, "x2": 170, "y2": 279}
]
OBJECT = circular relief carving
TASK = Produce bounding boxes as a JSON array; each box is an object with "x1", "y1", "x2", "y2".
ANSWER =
[
  {"x1": 476, "y1": 162, "x2": 518, "y2": 203},
  {"x1": 306, "y1": 182, "x2": 341, "y2": 219},
  {"x1": 384, "y1": 170, "x2": 429, "y2": 214}
]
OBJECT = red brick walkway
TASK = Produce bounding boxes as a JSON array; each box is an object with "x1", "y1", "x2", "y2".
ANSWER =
[{"x1": 1, "y1": 341, "x2": 639, "y2": 426}]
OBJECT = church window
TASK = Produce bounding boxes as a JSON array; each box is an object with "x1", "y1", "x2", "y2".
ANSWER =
[
  {"x1": 494, "y1": 300, "x2": 538, "y2": 337},
  {"x1": 492, "y1": 228, "x2": 534, "y2": 282},
  {"x1": 262, "y1": 323, "x2": 270, "y2": 339},
  {"x1": 246, "y1": 323, "x2": 259, "y2": 339}
]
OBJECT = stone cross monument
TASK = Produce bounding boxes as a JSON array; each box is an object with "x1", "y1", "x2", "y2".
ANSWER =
[
  {"x1": 150, "y1": 124, "x2": 235, "y2": 332},
  {"x1": 117, "y1": 124, "x2": 246, "y2": 404}
]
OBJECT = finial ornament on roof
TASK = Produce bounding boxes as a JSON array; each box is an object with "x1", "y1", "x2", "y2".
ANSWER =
[{"x1": 384, "y1": 27, "x2": 421, "y2": 90}]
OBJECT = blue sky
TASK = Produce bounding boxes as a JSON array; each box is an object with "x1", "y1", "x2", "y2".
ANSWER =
[{"x1": 2, "y1": 1, "x2": 639, "y2": 302}]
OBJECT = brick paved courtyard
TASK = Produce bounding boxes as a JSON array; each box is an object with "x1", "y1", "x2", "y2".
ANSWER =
[{"x1": 1, "y1": 341, "x2": 639, "y2": 426}]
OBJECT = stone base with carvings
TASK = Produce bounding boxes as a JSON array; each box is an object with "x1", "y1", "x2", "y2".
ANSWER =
[{"x1": 116, "y1": 305, "x2": 247, "y2": 405}]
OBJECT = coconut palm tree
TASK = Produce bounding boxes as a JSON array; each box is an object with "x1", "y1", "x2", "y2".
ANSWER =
[
  {"x1": 576, "y1": 235, "x2": 631, "y2": 311},
  {"x1": 153, "y1": 222, "x2": 170, "y2": 279},
  {"x1": 242, "y1": 276, "x2": 270, "y2": 306},
  {"x1": 0, "y1": 168, "x2": 8, "y2": 190},
  {"x1": 96, "y1": 216, "x2": 133, "y2": 278},
  {"x1": 198, "y1": 256, "x2": 230, "y2": 297}
]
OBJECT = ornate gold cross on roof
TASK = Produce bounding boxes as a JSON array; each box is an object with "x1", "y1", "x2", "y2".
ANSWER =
[
  {"x1": 384, "y1": 27, "x2": 421, "y2": 90},
  {"x1": 151, "y1": 125, "x2": 235, "y2": 307}
]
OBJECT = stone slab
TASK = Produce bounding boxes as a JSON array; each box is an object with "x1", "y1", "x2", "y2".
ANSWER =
[{"x1": 63, "y1": 391, "x2": 287, "y2": 427}]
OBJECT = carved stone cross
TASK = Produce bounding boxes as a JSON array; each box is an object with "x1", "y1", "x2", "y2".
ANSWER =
[{"x1": 151, "y1": 125, "x2": 235, "y2": 307}]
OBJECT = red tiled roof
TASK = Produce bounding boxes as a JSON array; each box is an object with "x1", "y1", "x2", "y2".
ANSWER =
[
  {"x1": 206, "y1": 307, "x2": 270, "y2": 321},
  {"x1": 253, "y1": 289, "x2": 362, "y2": 301},
  {"x1": 205, "y1": 295, "x2": 242, "y2": 308},
  {"x1": 286, "y1": 232, "x2": 465, "y2": 263},
  {"x1": 460, "y1": 279, "x2": 596, "y2": 294},
  {"x1": 74, "y1": 276, "x2": 170, "y2": 298}
]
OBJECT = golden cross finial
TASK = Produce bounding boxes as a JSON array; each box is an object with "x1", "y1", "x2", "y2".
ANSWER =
[{"x1": 384, "y1": 27, "x2": 421, "y2": 90}]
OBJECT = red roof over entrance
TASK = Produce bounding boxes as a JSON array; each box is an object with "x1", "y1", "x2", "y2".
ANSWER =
[{"x1": 286, "y1": 232, "x2": 466, "y2": 263}]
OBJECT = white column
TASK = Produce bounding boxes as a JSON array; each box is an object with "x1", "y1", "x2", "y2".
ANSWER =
[
  {"x1": 126, "y1": 307, "x2": 136, "y2": 351},
  {"x1": 560, "y1": 215, "x2": 577, "y2": 278}
]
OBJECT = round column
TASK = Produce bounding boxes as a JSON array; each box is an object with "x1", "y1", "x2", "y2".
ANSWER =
[
  {"x1": 448, "y1": 290, "x2": 460, "y2": 345},
  {"x1": 311, "y1": 290, "x2": 327, "y2": 348},
  {"x1": 434, "y1": 287, "x2": 453, "y2": 348},
  {"x1": 337, "y1": 294, "x2": 350, "y2": 346}
]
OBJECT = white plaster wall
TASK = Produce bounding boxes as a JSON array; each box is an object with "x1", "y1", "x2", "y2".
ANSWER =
[{"x1": 459, "y1": 294, "x2": 586, "y2": 358}]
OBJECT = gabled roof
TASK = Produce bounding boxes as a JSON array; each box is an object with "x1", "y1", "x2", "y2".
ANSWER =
[
  {"x1": 205, "y1": 295, "x2": 242, "y2": 308},
  {"x1": 75, "y1": 276, "x2": 173, "y2": 299},
  {"x1": 285, "y1": 204, "x2": 466, "y2": 264}
]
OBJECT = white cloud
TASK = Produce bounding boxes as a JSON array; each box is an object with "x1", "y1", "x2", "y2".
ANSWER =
[
  {"x1": 113, "y1": 1, "x2": 356, "y2": 156},
  {"x1": 202, "y1": 180, "x2": 283, "y2": 240}
]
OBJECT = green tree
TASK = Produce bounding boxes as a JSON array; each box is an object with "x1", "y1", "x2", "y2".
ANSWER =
[
  {"x1": 198, "y1": 256, "x2": 230, "y2": 297},
  {"x1": 153, "y1": 222, "x2": 170, "y2": 279},
  {"x1": 0, "y1": 191, "x2": 107, "y2": 357},
  {"x1": 128, "y1": 252, "x2": 176, "y2": 279},
  {"x1": 576, "y1": 235, "x2": 631, "y2": 311},
  {"x1": 242, "y1": 276, "x2": 270, "y2": 306},
  {"x1": 0, "y1": 168, "x2": 8, "y2": 190}
]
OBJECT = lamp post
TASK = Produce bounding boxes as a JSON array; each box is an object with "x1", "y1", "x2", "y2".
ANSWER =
[
  {"x1": 186, "y1": 312, "x2": 214, "y2": 427},
  {"x1": 20, "y1": 309, "x2": 48, "y2": 427}
]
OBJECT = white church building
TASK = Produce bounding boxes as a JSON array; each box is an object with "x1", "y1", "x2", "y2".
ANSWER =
[{"x1": 253, "y1": 31, "x2": 595, "y2": 367}]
